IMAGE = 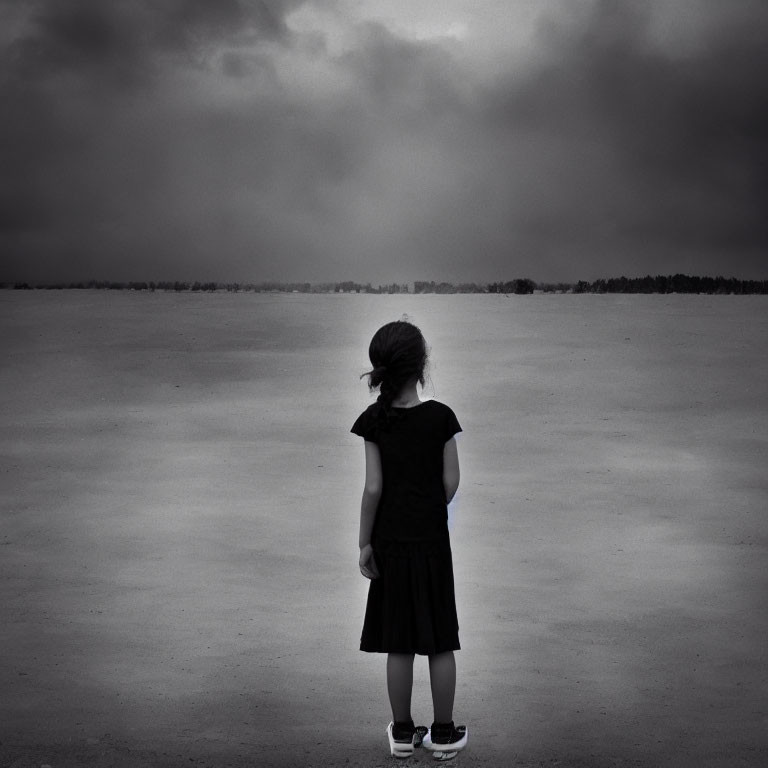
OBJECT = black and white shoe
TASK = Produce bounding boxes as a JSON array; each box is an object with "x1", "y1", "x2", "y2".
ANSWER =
[
  {"x1": 423, "y1": 721, "x2": 468, "y2": 761},
  {"x1": 386, "y1": 720, "x2": 428, "y2": 758}
]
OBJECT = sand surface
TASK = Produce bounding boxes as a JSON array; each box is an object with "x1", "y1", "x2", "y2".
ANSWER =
[{"x1": 1, "y1": 291, "x2": 766, "y2": 768}]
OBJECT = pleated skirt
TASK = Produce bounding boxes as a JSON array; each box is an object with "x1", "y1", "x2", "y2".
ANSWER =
[{"x1": 360, "y1": 535, "x2": 460, "y2": 655}]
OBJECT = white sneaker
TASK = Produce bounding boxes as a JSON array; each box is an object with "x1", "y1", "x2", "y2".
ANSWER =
[
  {"x1": 423, "y1": 722, "x2": 468, "y2": 761},
  {"x1": 386, "y1": 721, "x2": 428, "y2": 758}
]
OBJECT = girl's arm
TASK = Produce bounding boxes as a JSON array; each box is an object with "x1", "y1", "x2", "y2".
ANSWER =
[
  {"x1": 359, "y1": 440, "x2": 382, "y2": 579},
  {"x1": 443, "y1": 436, "x2": 460, "y2": 504}
]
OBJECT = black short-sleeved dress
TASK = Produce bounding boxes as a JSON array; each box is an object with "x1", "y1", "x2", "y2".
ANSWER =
[{"x1": 351, "y1": 399, "x2": 462, "y2": 655}]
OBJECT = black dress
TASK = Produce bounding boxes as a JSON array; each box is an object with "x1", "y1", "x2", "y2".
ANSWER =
[{"x1": 351, "y1": 399, "x2": 462, "y2": 655}]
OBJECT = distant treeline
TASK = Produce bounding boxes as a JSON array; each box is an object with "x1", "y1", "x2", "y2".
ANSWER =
[
  {"x1": 4, "y1": 275, "x2": 767, "y2": 294},
  {"x1": 4, "y1": 279, "x2": 406, "y2": 294},
  {"x1": 4, "y1": 278, "x2": 540, "y2": 293},
  {"x1": 572, "y1": 274, "x2": 768, "y2": 294}
]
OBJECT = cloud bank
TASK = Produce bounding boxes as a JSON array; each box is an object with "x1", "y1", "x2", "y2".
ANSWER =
[{"x1": 1, "y1": 0, "x2": 766, "y2": 283}]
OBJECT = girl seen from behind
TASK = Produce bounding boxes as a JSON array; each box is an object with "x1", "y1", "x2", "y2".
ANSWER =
[{"x1": 351, "y1": 319, "x2": 468, "y2": 760}]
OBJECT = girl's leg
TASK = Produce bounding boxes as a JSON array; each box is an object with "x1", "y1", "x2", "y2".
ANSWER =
[
  {"x1": 428, "y1": 651, "x2": 456, "y2": 723},
  {"x1": 387, "y1": 653, "x2": 415, "y2": 722}
]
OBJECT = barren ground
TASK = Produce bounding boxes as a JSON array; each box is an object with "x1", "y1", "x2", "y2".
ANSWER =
[{"x1": 1, "y1": 291, "x2": 766, "y2": 768}]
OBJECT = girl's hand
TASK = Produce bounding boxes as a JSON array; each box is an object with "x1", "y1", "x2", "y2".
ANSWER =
[{"x1": 359, "y1": 544, "x2": 379, "y2": 579}]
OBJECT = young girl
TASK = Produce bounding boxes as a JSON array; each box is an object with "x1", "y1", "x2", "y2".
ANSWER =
[{"x1": 351, "y1": 320, "x2": 468, "y2": 760}]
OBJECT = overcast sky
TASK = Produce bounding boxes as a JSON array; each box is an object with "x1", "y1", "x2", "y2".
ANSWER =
[{"x1": 1, "y1": 0, "x2": 766, "y2": 284}]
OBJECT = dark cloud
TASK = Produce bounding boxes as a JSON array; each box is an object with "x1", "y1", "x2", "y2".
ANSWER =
[
  {"x1": 6, "y1": 0, "x2": 301, "y2": 87},
  {"x1": 0, "y1": 0, "x2": 308, "y2": 279},
  {"x1": 152, "y1": 0, "x2": 302, "y2": 59},
  {"x1": 444, "y1": 0, "x2": 768, "y2": 279},
  {"x1": 535, "y1": 0, "x2": 768, "y2": 253},
  {"x1": 36, "y1": 4, "x2": 144, "y2": 78},
  {"x1": 1, "y1": 0, "x2": 766, "y2": 283}
]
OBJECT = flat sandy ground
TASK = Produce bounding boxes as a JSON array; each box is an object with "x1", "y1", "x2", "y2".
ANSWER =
[{"x1": 1, "y1": 291, "x2": 766, "y2": 768}]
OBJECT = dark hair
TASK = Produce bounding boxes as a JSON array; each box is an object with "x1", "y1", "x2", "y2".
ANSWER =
[{"x1": 361, "y1": 320, "x2": 428, "y2": 426}]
